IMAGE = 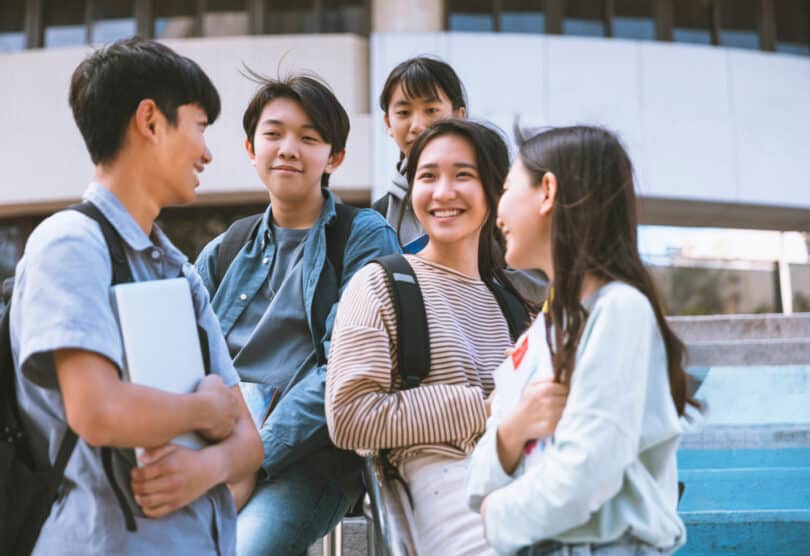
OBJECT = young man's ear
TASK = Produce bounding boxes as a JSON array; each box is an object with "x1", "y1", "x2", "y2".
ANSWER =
[
  {"x1": 244, "y1": 137, "x2": 256, "y2": 164},
  {"x1": 325, "y1": 149, "x2": 346, "y2": 174},
  {"x1": 455, "y1": 106, "x2": 467, "y2": 119},
  {"x1": 133, "y1": 99, "x2": 161, "y2": 142}
]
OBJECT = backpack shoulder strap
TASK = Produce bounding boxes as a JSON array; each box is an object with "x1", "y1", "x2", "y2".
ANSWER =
[
  {"x1": 309, "y1": 203, "x2": 360, "y2": 365},
  {"x1": 372, "y1": 254, "x2": 430, "y2": 389},
  {"x1": 213, "y1": 214, "x2": 262, "y2": 289},
  {"x1": 70, "y1": 202, "x2": 134, "y2": 284},
  {"x1": 68, "y1": 202, "x2": 138, "y2": 532},
  {"x1": 486, "y1": 280, "x2": 531, "y2": 343},
  {"x1": 326, "y1": 203, "x2": 360, "y2": 284}
]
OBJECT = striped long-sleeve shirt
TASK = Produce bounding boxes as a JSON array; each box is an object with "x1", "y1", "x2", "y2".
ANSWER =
[{"x1": 326, "y1": 255, "x2": 513, "y2": 467}]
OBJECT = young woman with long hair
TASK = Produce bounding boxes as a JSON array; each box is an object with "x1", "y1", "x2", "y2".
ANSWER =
[
  {"x1": 326, "y1": 119, "x2": 566, "y2": 555},
  {"x1": 467, "y1": 125, "x2": 691, "y2": 555}
]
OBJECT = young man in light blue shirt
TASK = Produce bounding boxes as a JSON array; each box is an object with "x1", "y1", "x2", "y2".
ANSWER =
[{"x1": 10, "y1": 37, "x2": 262, "y2": 555}]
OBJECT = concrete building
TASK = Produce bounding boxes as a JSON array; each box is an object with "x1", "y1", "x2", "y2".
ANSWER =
[{"x1": 1, "y1": 0, "x2": 809, "y2": 263}]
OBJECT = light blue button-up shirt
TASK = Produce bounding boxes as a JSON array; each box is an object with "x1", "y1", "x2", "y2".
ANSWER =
[{"x1": 11, "y1": 183, "x2": 239, "y2": 555}]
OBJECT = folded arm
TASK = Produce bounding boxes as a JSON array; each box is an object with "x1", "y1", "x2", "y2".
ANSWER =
[
  {"x1": 55, "y1": 348, "x2": 240, "y2": 448},
  {"x1": 326, "y1": 321, "x2": 487, "y2": 451},
  {"x1": 131, "y1": 384, "x2": 263, "y2": 517},
  {"x1": 259, "y1": 213, "x2": 401, "y2": 476}
]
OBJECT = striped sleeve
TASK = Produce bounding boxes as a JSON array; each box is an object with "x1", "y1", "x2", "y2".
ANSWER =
[{"x1": 325, "y1": 263, "x2": 488, "y2": 452}]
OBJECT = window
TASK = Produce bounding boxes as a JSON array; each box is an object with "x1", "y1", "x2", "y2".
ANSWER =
[
  {"x1": 564, "y1": 0, "x2": 607, "y2": 37},
  {"x1": 154, "y1": 0, "x2": 198, "y2": 39},
  {"x1": 155, "y1": 204, "x2": 269, "y2": 261},
  {"x1": 204, "y1": 0, "x2": 249, "y2": 37},
  {"x1": 44, "y1": 0, "x2": 86, "y2": 48},
  {"x1": 265, "y1": 0, "x2": 320, "y2": 34},
  {"x1": 614, "y1": 0, "x2": 655, "y2": 41},
  {"x1": 792, "y1": 261, "x2": 810, "y2": 312},
  {"x1": 0, "y1": 0, "x2": 25, "y2": 52},
  {"x1": 0, "y1": 223, "x2": 19, "y2": 288},
  {"x1": 775, "y1": 0, "x2": 810, "y2": 55},
  {"x1": 322, "y1": 0, "x2": 369, "y2": 35},
  {"x1": 447, "y1": 0, "x2": 495, "y2": 32},
  {"x1": 501, "y1": 0, "x2": 545, "y2": 34},
  {"x1": 673, "y1": 0, "x2": 715, "y2": 45},
  {"x1": 718, "y1": 0, "x2": 758, "y2": 50},
  {"x1": 92, "y1": 0, "x2": 136, "y2": 44}
]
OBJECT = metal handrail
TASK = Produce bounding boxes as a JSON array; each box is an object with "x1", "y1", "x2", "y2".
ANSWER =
[
  {"x1": 361, "y1": 457, "x2": 413, "y2": 556},
  {"x1": 322, "y1": 522, "x2": 343, "y2": 556}
]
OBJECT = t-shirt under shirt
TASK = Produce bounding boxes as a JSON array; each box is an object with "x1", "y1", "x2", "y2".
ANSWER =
[{"x1": 227, "y1": 224, "x2": 316, "y2": 423}]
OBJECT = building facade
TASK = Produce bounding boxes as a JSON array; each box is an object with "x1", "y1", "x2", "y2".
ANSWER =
[{"x1": 1, "y1": 0, "x2": 809, "y2": 305}]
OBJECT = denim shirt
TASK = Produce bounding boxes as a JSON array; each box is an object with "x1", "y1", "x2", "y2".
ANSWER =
[{"x1": 196, "y1": 190, "x2": 401, "y2": 487}]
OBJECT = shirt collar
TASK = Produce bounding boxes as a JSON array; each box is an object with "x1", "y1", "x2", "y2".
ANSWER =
[
  {"x1": 259, "y1": 189, "x2": 336, "y2": 245},
  {"x1": 81, "y1": 182, "x2": 187, "y2": 265}
]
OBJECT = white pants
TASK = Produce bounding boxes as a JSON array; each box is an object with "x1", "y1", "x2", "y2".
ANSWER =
[{"x1": 390, "y1": 454, "x2": 497, "y2": 556}]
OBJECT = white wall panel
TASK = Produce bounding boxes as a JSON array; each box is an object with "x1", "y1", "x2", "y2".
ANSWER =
[
  {"x1": 730, "y1": 50, "x2": 810, "y2": 208},
  {"x1": 639, "y1": 42, "x2": 737, "y2": 202},
  {"x1": 0, "y1": 35, "x2": 370, "y2": 210},
  {"x1": 371, "y1": 33, "x2": 810, "y2": 218}
]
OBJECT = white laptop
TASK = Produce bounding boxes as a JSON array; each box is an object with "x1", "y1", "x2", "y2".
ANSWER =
[{"x1": 110, "y1": 277, "x2": 208, "y2": 459}]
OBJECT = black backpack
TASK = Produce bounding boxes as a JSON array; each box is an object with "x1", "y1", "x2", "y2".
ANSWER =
[
  {"x1": 212, "y1": 204, "x2": 359, "y2": 364},
  {"x1": 373, "y1": 254, "x2": 530, "y2": 388},
  {"x1": 369, "y1": 254, "x2": 530, "y2": 505},
  {"x1": 0, "y1": 201, "x2": 142, "y2": 555}
]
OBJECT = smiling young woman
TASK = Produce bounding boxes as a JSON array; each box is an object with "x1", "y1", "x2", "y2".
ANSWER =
[{"x1": 325, "y1": 120, "x2": 563, "y2": 556}]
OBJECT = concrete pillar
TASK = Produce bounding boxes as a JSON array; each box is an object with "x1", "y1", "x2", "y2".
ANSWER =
[
  {"x1": 779, "y1": 232, "x2": 794, "y2": 315},
  {"x1": 371, "y1": 0, "x2": 445, "y2": 33}
]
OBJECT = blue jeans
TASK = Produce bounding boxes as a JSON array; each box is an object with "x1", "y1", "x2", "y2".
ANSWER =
[{"x1": 236, "y1": 462, "x2": 353, "y2": 556}]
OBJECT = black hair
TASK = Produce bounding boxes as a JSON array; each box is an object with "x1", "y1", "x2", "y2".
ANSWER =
[
  {"x1": 516, "y1": 125, "x2": 695, "y2": 416},
  {"x1": 379, "y1": 56, "x2": 467, "y2": 114},
  {"x1": 406, "y1": 119, "x2": 526, "y2": 307},
  {"x1": 242, "y1": 68, "x2": 350, "y2": 189},
  {"x1": 69, "y1": 36, "x2": 221, "y2": 165}
]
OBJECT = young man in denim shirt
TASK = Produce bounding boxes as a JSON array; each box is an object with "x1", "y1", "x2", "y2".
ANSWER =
[
  {"x1": 10, "y1": 38, "x2": 262, "y2": 555},
  {"x1": 195, "y1": 74, "x2": 401, "y2": 555}
]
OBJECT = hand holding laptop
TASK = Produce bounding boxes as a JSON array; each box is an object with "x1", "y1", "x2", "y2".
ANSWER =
[{"x1": 195, "y1": 375, "x2": 240, "y2": 442}]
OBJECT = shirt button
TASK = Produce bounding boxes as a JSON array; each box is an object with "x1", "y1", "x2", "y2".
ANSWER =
[
  {"x1": 150, "y1": 250, "x2": 160, "y2": 260},
  {"x1": 239, "y1": 293, "x2": 247, "y2": 301},
  {"x1": 262, "y1": 257, "x2": 269, "y2": 265}
]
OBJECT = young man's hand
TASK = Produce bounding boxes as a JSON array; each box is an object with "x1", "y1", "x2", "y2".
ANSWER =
[
  {"x1": 196, "y1": 375, "x2": 239, "y2": 441},
  {"x1": 131, "y1": 444, "x2": 221, "y2": 518}
]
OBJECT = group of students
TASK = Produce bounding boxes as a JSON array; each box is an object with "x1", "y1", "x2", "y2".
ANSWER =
[{"x1": 9, "y1": 36, "x2": 691, "y2": 556}]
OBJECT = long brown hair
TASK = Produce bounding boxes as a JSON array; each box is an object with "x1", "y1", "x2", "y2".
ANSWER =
[
  {"x1": 405, "y1": 119, "x2": 526, "y2": 305},
  {"x1": 517, "y1": 125, "x2": 694, "y2": 415}
]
